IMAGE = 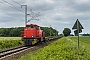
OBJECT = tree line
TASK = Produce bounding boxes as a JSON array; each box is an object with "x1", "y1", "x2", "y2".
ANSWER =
[{"x1": 0, "y1": 27, "x2": 58, "y2": 37}]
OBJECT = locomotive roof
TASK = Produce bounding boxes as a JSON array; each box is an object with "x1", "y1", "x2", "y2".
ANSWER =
[{"x1": 26, "y1": 24, "x2": 39, "y2": 26}]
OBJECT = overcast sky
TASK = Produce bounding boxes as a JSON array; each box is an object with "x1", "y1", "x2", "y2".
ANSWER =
[{"x1": 0, "y1": 0, "x2": 90, "y2": 34}]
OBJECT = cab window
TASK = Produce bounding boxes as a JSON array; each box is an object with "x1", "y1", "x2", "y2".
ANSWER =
[{"x1": 26, "y1": 25, "x2": 36, "y2": 29}]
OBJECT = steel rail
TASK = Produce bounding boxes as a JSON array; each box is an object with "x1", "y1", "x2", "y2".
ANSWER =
[{"x1": 0, "y1": 45, "x2": 27, "y2": 58}]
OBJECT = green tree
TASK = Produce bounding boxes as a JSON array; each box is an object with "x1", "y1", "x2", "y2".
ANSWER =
[
  {"x1": 63, "y1": 28, "x2": 71, "y2": 36},
  {"x1": 41, "y1": 27, "x2": 58, "y2": 37},
  {"x1": 0, "y1": 27, "x2": 57, "y2": 37}
]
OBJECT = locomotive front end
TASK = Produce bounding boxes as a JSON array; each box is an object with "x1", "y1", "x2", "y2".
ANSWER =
[
  {"x1": 21, "y1": 24, "x2": 45, "y2": 45},
  {"x1": 21, "y1": 24, "x2": 37, "y2": 45}
]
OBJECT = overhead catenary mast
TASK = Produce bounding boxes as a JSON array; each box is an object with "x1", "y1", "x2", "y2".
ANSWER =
[
  {"x1": 21, "y1": 5, "x2": 28, "y2": 27},
  {"x1": 21, "y1": 5, "x2": 40, "y2": 27}
]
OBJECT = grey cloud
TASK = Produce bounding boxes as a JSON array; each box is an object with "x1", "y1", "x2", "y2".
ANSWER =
[
  {"x1": 63, "y1": 0, "x2": 90, "y2": 12},
  {"x1": 26, "y1": 0, "x2": 56, "y2": 11},
  {"x1": 0, "y1": 0, "x2": 90, "y2": 33}
]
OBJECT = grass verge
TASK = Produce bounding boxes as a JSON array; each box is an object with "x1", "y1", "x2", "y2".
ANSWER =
[{"x1": 17, "y1": 36, "x2": 90, "y2": 60}]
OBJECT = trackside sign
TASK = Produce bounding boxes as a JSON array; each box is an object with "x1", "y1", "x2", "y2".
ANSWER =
[{"x1": 72, "y1": 19, "x2": 84, "y2": 49}]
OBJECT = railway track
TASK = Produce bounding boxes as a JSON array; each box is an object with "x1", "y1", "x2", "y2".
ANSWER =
[
  {"x1": 0, "y1": 45, "x2": 33, "y2": 60},
  {"x1": 0, "y1": 37, "x2": 61, "y2": 60}
]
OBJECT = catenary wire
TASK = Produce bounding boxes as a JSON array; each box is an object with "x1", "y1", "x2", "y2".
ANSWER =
[
  {"x1": 12, "y1": 0, "x2": 21, "y2": 6},
  {"x1": 1, "y1": 0, "x2": 24, "y2": 13}
]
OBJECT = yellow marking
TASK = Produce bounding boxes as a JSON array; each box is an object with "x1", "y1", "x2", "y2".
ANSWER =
[
  {"x1": 32, "y1": 39, "x2": 36, "y2": 45},
  {"x1": 20, "y1": 41, "x2": 25, "y2": 45}
]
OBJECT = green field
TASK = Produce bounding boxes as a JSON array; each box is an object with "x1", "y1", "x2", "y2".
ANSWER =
[
  {"x1": 0, "y1": 37, "x2": 22, "y2": 50},
  {"x1": 0, "y1": 37, "x2": 21, "y2": 40},
  {"x1": 17, "y1": 36, "x2": 90, "y2": 60}
]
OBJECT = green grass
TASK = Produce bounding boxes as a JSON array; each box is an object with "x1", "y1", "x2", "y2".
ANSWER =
[
  {"x1": 17, "y1": 36, "x2": 90, "y2": 60},
  {"x1": 70, "y1": 36, "x2": 90, "y2": 44},
  {"x1": 0, "y1": 37, "x2": 21, "y2": 40},
  {"x1": 0, "y1": 37, "x2": 22, "y2": 50}
]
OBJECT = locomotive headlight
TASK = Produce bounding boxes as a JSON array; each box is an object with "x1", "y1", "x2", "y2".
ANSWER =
[
  {"x1": 24, "y1": 35, "x2": 26, "y2": 37},
  {"x1": 32, "y1": 35, "x2": 34, "y2": 37}
]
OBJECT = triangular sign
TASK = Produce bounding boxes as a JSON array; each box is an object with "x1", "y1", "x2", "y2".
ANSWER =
[{"x1": 72, "y1": 19, "x2": 84, "y2": 29}]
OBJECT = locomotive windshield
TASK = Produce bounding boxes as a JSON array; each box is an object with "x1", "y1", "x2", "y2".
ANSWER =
[{"x1": 26, "y1": 25, "x2": 36, "y2": 29}]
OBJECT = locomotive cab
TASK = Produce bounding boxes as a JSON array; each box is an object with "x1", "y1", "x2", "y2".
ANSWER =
[{"x1": 21, "y1": 24, "x2": 45, "y2": 45}]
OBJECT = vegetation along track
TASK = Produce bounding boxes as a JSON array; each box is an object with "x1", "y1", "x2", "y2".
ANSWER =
[{"x1": 0, "y1": 37, "x2": 61, "y2": 60}]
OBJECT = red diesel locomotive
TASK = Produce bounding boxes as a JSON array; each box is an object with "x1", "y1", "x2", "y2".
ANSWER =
[{"x1": 21, "y1": 24, "x2": 45, "y2": 45}]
